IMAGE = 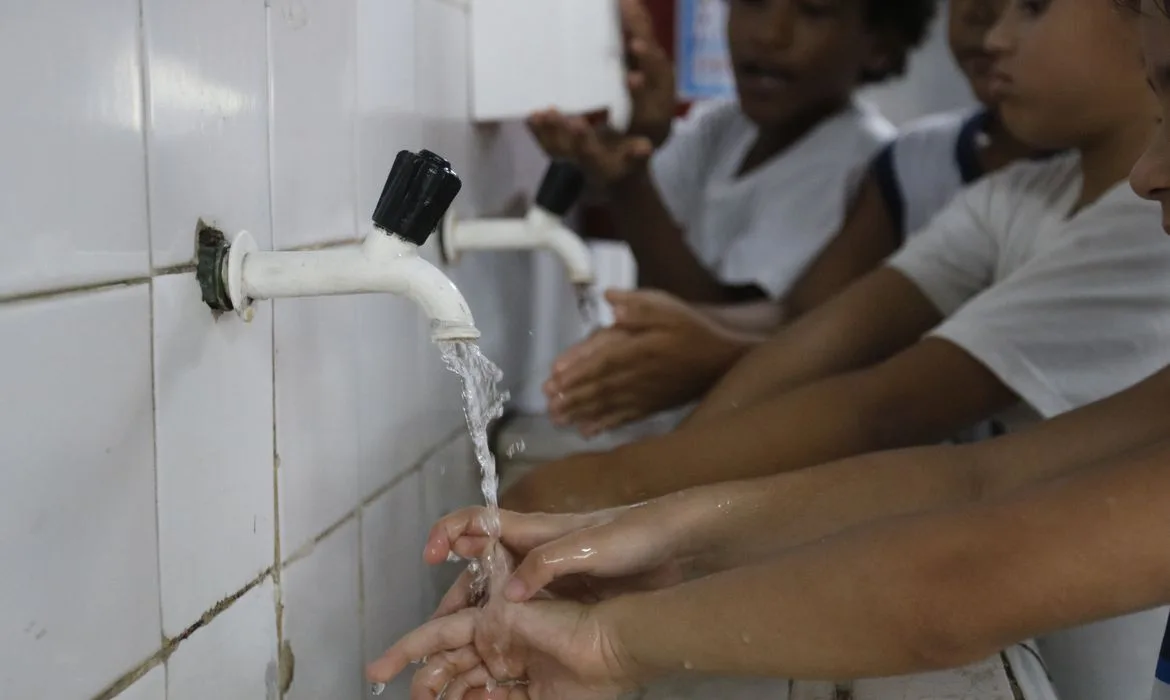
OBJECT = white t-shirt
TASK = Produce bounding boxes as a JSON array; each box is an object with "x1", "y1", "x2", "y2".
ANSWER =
[
  {"x1": 888, "y1": 153, "x2": 1170, "y2": 431},
  {"x1": 650, "y1": 98, "x2": 895, "y2": 298},
  {"x1": 871, "y1": 108, "x2": 990, "y2": 241}
]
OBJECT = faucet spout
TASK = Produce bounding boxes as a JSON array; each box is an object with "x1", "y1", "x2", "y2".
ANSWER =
[
  {"x1": 440, "y1": 206, "x2": 595, "y2": 285},
  {"x1": 195, "y1": 148, "x2": 479, "y2": 342},
  {"x1": 528, "y1": 208, "x2": 595, "y2": 285},
  {"x1": 438, "y1": 160, "x2": 594, "y2": 285},
  {"x1": 232, "y1": 232, "x2": 479, "y2": 341}
]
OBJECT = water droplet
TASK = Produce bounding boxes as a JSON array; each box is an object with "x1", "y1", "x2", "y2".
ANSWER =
[
  {"x1": 683, "y1": 660, "x2": 694, "y2": 670},
  {"x1": 740, "y1": 633, "x2": 751, "y2": 644},
  {"x1": 370, "y1": 682, "x2": 386, "y2": 696}
]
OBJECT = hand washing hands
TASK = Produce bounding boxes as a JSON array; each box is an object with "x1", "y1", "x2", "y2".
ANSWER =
[
  {"x1": 366, "y1": 596, "x2": 635, "y2": 700},
  {"x1": 545, "y1": 289, "x2": 751, "y2": 436},
  {"x1": 365, "y1": 506, "x2": 690, "y2": 697}
]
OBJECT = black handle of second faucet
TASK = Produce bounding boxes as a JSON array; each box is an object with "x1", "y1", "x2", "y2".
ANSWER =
[
  {"x1": 534, "y1": 161, "x2": 586, "y2": 218},
  {"x1": 373, "y1": 149, "x2": 463, "y2": 246}
]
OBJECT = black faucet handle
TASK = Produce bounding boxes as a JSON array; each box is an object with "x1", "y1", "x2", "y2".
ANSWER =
[
  {"x1": 534, "y1": 161, "x2": 586, "y2": 218},
  {"x1": 373, "y1": 149, "x2": 463, "y2": 245}
]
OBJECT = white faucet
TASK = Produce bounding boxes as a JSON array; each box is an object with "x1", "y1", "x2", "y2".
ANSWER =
[
  {"x1": 196, "y1": 150, "x2": 480, "y2": 342},
  {"x1": 438, "y1": 162, "x2": 595, "y2": 285}
]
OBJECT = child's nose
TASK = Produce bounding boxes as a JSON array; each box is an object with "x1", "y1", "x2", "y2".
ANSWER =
[{"x1": 1130, "y1": 137, "x2": 1170, "y2": 202}]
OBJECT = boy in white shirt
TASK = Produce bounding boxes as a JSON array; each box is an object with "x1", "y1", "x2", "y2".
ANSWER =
[
  {"x1": 543, "y1": 0, "x2": 1041, "y2": 437},
  {"x1": 528, "y1": 0, "x2": 936, "y2": 304}
]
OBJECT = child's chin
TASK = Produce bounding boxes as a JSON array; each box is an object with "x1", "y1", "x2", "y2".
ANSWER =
[{"x1": 735, "y1": 98, "x2": 791, "y2": 129}]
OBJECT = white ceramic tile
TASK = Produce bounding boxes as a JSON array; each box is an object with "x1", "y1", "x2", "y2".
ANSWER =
[
  {"x1": 282, "y1": 519, "x2": 363, "y2": 700},
  {"x1": 114, "y1": 665, "x2": 167, "y2": 700},
  {"x1": 270, "y1": 0, "x2": 359, "y2": 249},
  {"x1": 354, "y1": 293, "x2": 468, "y2": 495},
  {"x1": 0, "y1": 0, "x2": 149, "y2": 295},
  {"x1": 153, "y1": 273, "x2": 276, "y2": 637},
  {"x1": 274, "y1": 295, "x2": 362, "y2": 554},
  {"x1": 168, "y1": 578, "x2": 279, "y2": 700},
  {"x1": 362, "y1": 472, "x2": 429, "y2": 697},
  {"x1": 354, "y1": 294, "x2": 427, "y2": 495},
  {"x1": 143, "y1": 0, "x2": 272, "y2": 268},
  {"x1": 415, "y1": 0, "x2": 470, "y2": 119},
  {"x1": 0, "y1": 285, "x2": 160, "y2": 698},
  {"x1": 356, "y1": 0, "x2": 416, "y2": 114}
]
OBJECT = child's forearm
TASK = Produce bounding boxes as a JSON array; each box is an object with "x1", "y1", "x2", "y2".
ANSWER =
[
  {"x1": 688, "y1": 268, "x2": 941, "y2": 425},
  {"x1": 665, "y1": 367, "x2": 1170, "y2": 572},
  {"x1": 608, "y1": 170, "x2": 739, "y2": 303},
  {"x1": 603, "y1": 439, "x2": 1170, "y2": 683},
  {"x1": 667, "y1": 445, "x2": 986, "y2": 574},
  {"x1": 696, "y1": 300, "x2": 785, "y2": 337}
]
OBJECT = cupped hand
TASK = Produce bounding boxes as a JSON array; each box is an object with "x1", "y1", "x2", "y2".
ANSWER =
[
  {"x1": 427, "y1": 506, "x2": 686, "y2": 620},
  {"x1": 544, "y1": 289, "x2": 749, "y2": 435},
  {"x1": 367, "y1": 599, "x2": 638, "y2": 700},
  {"x1": 527, "y1": 111, "x2": 653, "y2": 185}
]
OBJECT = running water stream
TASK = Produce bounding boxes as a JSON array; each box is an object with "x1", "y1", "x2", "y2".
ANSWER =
[
  {"x1": 370, "y1": 340, "x2": 510, "y2": 697},
  {"x1": 438, "y1": 340, "x2": 511, "y2": 601}
]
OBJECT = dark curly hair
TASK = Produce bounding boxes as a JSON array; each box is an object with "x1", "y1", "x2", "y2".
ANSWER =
[{"x1": 861, "y1": 0, "x2": 940, "y2": 84}]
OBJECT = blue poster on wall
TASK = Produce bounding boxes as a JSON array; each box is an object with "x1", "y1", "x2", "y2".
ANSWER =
[{"x1": 676, "y1": 0, "x2": 735, "y2": 101}]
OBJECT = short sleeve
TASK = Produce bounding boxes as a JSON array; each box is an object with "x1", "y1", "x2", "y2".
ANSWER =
[
  {"x1": 648, "y1": 100, "x2": 732, "y2": 228},
  {"x1": 930, "y1": 197, "x2": 1170, "y2": 417},
  {"x1": 886, "y1": 178, "x2": 998, "y2": 316}
]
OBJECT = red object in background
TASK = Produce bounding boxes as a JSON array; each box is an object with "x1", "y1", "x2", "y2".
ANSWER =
[{"x1": 581, "y1": 0, "x2": 690, "y2": 240}]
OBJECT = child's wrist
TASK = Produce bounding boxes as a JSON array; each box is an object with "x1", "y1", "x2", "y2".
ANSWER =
[{"x1": 627, "y1": 120, "x2": 671, "y2": 148}]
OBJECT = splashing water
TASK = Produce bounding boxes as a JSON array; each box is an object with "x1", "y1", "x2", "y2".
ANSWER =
[{"x1": 438, "y1": 340, "x2": 511, "y2": 601}]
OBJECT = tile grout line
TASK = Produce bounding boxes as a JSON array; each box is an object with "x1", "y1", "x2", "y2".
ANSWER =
[
  {"x1": 135, "y1": 0, "x2": 170, "y2": 686},
  {"x1": 88, "y1": 395, "x2": 466, "y2": 698},
  {"x1": 91, "y1": 568, "x2": 275, "y2": 700},
  {"x1": 0, "y1": 240, "x2": 361, "y2": 307},
  {"x1": 0, "y1": 278, "x2": 154, "y2": 306},
  {"x1": 280, "y1": 423, "x2": 466, "y2": 571},
  {"x1": 261, "y1": 1, "x2": 290, "y2": 697}
]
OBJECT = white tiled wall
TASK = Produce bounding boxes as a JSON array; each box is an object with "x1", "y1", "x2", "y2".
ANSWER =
[{"x1": 0, "y1": 0, "x2": 538, "y2": 697}]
